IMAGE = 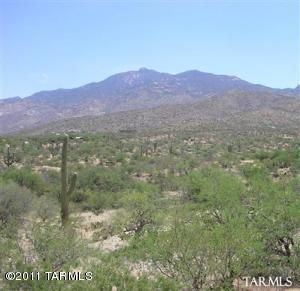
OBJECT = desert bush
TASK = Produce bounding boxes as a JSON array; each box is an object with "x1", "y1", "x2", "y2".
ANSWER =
[
  {"x1": 0, "y1": 181, "x2": 33, "y2": 226},
  {"x1": 115, "y1": 152, "x2": 125, "y2": 163},
  {"x1": 249, "y1": 178, "x2": 300, "y2": 278},
  {"x1": 133, "y1": 180, "x2": 159, "y2": 194},
  {"x1": 71, "y1": 190, "x2": 88, "y2": 203},
  {"x1": 183, "y1": 167, "x2": 245, "y2": 208},
  {"x1": 78, "y1": 173, "x2": 159, "y2": 211},
  {"x1": 147, "y1": 211, "x2": 261, "y2": 290},
  {"x1": 271, "y1": 150, "x2": 296, "y2": 168},
  {"x1": 241, "y1": 164, "x2": 268, "y2": 180},
  {"x1": 78, "y1": 167, "x2": 132, "y2": 193},
  {"x1": 255, "y1": 150, "x2": 271, "y2": 161},
  {"x1": 121, "y1": 191, "x2": 155, "y2": 234},
  {"x1": 1, "y1": 168, "x2": 47, "y2": 196},
  {"x1": 0, "y1": 227, "x2": 25, "y2": 284},
  {"x1": 84, "y1": 190, "x2": 122, "y2": 211},
  {"x1": 33, "y1": 223, "x2": 84, "y2": 271},
  {"x1": 153, "y1": 172, "x2": 181, "y2": 192},
  {"x1": 0, "y1": 181, "x2": 35, "y2": 286},
  {"x1": 36, "y1": 195, "x2": 59, "y2": 222}
]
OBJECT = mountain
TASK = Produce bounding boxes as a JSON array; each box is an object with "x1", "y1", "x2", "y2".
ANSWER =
[
  {"x1": 24, "y1": 90, "x2": 300, "y2": 135},
  {"x1": 281, "y1": 84, "x2": 300, "y2": 96},
  {"x1": 0, "y1": 68, "x2": 299, "y2": 134}
]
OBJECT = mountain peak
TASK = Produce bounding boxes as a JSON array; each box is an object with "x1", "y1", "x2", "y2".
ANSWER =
[
  {"x1": 1, "y1": 68, "x2": 299, "y2": 134},
  {"x1": 138, "y1": 67, "x2": 151, "y2": 72},
  {"x1": 136, "y1": 67, "x2": 161, "y2": 75}
]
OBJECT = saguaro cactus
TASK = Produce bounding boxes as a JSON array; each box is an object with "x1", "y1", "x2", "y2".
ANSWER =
[
  {"x1": 227, "y1": 144, "x2": 233, "y2": 153},
  {"x1": 237, "y1": 142, "x2": 241, "y2": 152},
  {"x1": 140, "y1": 144, "x2": 144, "y2": 157},
  {"x1": 153, "y1": 142, "x2": 158, "y2": 153},
  {"x1": 4, "y1": 146, "x2": 15, "y2": 167},
  {"x1": 169, "y1": 143, "x2": 173, "y2": 155},
  {"x1": 60, "y1": 135, "x2": 77, "y2": 226}
]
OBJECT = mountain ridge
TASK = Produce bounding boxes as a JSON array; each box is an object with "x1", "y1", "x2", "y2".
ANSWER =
[
  {"x1": 2, "y1": 68, "x2": 299, "y2": 102},
  {"x1": 24, "y1": 90, "x2": 300, "y2": 135},
  {"x1": 0, "y1": 68, "x2": 299, "y2": 134}
]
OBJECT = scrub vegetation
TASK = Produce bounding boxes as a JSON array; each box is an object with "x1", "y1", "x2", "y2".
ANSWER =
[{"x1": 0, "y1": 129, "x2": 299, "y2": 290}]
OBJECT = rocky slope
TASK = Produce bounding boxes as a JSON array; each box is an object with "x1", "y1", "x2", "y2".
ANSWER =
[
  {"x1": 1, "y1": 68, "x2": 299, "y2": 134},
  {"x1": 25, "y1": 91, "x2": 300, "y2": 135}
]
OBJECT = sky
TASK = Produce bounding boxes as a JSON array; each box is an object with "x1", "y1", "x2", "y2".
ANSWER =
[{"x1": 0, "y1": 0, "x2": 299, "y2": 99}]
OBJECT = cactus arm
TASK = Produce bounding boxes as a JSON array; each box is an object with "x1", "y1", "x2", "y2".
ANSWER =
[
  {"x1": 4, "y1": 146, "x2": 15, "y2": 167},
  {"x1": 67, "y1": 173, "x2": 77, "y2": 196}
]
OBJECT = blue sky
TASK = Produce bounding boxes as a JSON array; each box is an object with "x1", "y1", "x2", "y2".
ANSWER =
[{"x1": 0, "y1": 0, "x2": 299, "y2": 98}]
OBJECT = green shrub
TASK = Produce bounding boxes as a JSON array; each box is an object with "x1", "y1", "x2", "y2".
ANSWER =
[
  {"x1": 85, "y1": 190, "x2": 122, "y2": 211},
  {"x1": 145, "y1": 211, "x2": 261, "y2": 290},
  {"x1": 241, "y1": 164, "x2": 268, "y2": 180},
  {"x1": 133, "y1": 181, "x2": 159, "y2": 194},
  {"x1": 1, "y1": 168, "x2": 47, "y2": 196},
  {"x1": 271, "y1": 150, "x2": 296, "y2": 168},
  {"x1": 0, "y1": 181, "x2": 33, "y2": 226},
  {"x1": 36, "y1": 196, "x2": 59, "y2": 222},
  {"x1": 33, "y1": 223, "x2": 84, "y2": 271},
  {"x1": 255, "y1": 150, "x2": 271, "y2": 161},
  {"x1": 184, "y1": 167, "x2": 245, "y2": 206},
  {"x1": 78, "y1": 167, "x2": 132, "y2": 193},
  {"x1": 121, "y1": 191, "x2": 155, "y2": 234},
  {"x1": 71, "y1": 190, "x2": 88, "y2": 203}
]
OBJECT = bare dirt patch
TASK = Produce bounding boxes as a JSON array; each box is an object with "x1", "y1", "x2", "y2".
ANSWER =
[
  {"x1": 126, "y1": 260, "x2": 155, "y2": 279},
  {"x1": 163, "y1": 191, "x2": 183, "y2": 198},
  {"x1": 17, "y1": 215, "x2": 39, "y2": 266},
  {"x1": 73, "y1": 210, "x2": 118, "y2": 240},
  {"x1": 73, "y1": 210, "x2": 128, "y2": 252},
  {"x1": 33, "y1": 165, "x2": 60, "y2": 173},
  {"x1": 89, "y1": 235, "x2": 128, "y2": 252}
]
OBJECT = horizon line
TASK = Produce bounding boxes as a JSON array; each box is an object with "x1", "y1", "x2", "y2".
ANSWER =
[{"x1": 1, "y1": 67, "x2": 299, "y2": 100}]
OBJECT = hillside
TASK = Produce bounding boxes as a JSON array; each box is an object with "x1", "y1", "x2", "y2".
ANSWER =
[
  {"x1": 1, "y1": 68, "x2": 299, "y2": 134},
  {"x1": 26, "y1": 90, "x2": 300, "y2": 135}
]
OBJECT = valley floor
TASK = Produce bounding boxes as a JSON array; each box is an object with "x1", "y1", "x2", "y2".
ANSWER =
[{"x1": 0, "y1": 129, "x2": 300, "y2": 290}]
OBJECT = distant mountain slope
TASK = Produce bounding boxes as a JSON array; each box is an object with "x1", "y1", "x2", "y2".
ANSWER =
[
  {"x1": 281, "y1": 85, "x2": 300, "y2": 96},
  {"x1": 0, "y1": 68, "x2": 299, "y2": 134},
  {"x1": 26, "y1": 91, "x2": 300, "y2": 135}
]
